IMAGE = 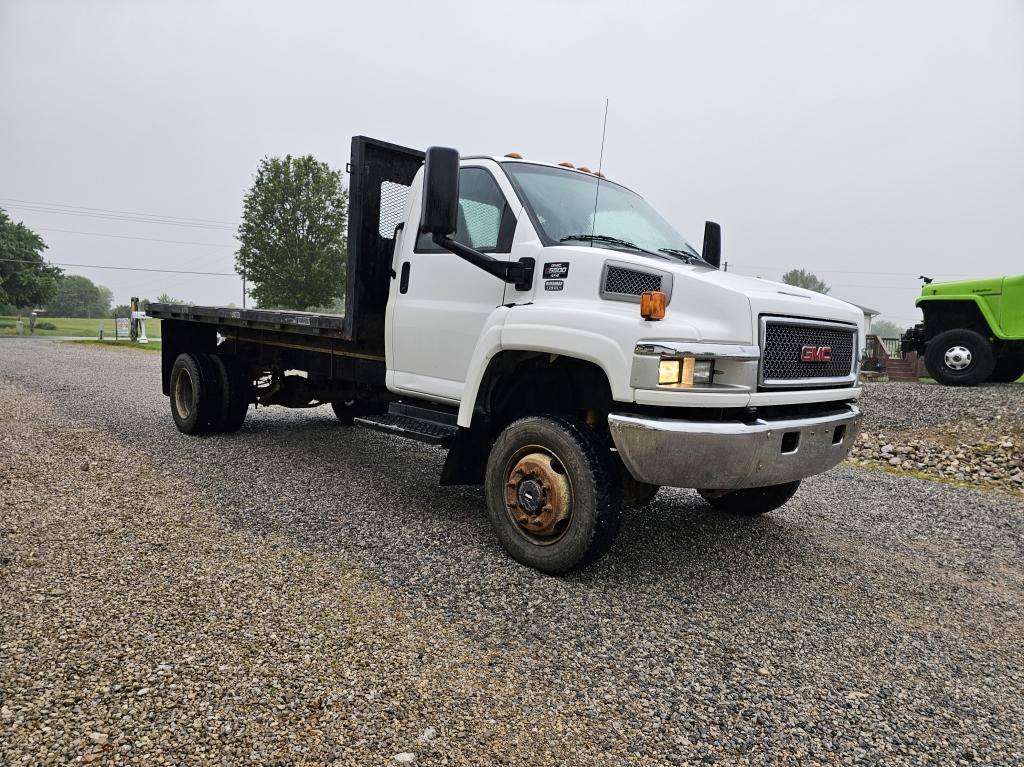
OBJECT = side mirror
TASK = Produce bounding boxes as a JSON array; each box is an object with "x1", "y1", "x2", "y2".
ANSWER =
[
  {"x1": 419, "y1": 146, "x2": 460, "y2": 236},
  {"x1": 702, "y1": 221, "x2": 721, "y2": 268}
]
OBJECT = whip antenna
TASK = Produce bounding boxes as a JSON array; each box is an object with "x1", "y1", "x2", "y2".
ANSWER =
[{"x1": 589, "y1": 98, "x2": 609, "y2": 245}]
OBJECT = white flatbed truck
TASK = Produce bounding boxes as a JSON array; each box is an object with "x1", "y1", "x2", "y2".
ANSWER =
[{"x1": 149, "y1": 136, "x2": 864, "y2": 573}]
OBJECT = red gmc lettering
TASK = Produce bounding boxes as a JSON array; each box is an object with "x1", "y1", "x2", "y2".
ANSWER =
[{"x1": 800, "y1": 345, "x2": 832, "y2": 362}]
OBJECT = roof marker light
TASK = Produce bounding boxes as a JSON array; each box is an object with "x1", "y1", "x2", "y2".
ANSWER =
[
  {"x1": 505, "y1": 152, "x2": 523, "y2": 159},
  {"x1": 578, "y1": 166, "x2": 593, "y2": 173},
  {"x1": 558, "y1": 161, "x2": 575, "y2": 168}
]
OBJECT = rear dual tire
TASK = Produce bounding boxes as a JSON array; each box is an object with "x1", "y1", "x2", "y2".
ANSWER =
[
  {"x1": 988, "y1": 353, "x2": 1024, "y2": 383},
  {"x1": 170, "y1": 352, "x2": 251, "y2": 435}
]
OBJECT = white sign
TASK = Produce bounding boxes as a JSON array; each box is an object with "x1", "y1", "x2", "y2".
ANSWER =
[{"x1": 116, "y1": 317, "x2": 130, "y2": 338}]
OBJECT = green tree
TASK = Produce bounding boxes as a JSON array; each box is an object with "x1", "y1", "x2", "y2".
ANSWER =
[
  {"x1": 0, "y1": 209, "x2": 63, "y2": 309},
  {"x1": 155, "y1": 292, "x2": 192, "y2": 306},
  {"x1": 781, "y1": 268, "x2": 830, "y2": 295},
  {"x1": 235, "y1": 154, "x2": 348, "y2": 310},
  {"x1": 871, "y1": 319, "x2": 903, "y2": 338},
  {"x1": 47, "y1": 275, "x2": 113, "y2": 317}
]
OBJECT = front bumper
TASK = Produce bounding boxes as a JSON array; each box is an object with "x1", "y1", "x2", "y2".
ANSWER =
[{"x1": 608, "y1": 404, "x2": 862, "y2": 490}]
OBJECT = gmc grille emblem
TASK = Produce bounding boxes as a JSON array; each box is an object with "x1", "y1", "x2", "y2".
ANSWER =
[{"x1": 800, "y1": 345, "x2": 832, "y2": 363}]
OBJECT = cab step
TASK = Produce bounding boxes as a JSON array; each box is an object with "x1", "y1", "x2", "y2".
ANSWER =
[{"x1": 353, "y1": 403, "x2": 458, "y2": 447}]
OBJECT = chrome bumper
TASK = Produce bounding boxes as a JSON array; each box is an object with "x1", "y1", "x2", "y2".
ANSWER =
[{"x1": 608, "y1": 404, "x2": 862, "y2": 490}]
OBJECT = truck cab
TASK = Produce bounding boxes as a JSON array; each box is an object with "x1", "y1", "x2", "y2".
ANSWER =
[{"x1": 150, "y1": 136, "x2": 865, "y2": 574}]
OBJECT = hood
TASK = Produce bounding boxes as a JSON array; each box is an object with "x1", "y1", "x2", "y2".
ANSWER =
[
  {"x1": 918, "y1": 276, "x2": 1004, "y2": 301},
  {"x1": 660, "y1": 260, "x2": 864, "y2": 344},
  {"x1": 535, "y1": 245, "x2": 865, "y2": 346}
]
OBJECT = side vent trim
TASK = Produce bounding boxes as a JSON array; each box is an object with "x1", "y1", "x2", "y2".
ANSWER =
[{"x1": 599, "y1": 261, "x2": 673, "y2": 305}]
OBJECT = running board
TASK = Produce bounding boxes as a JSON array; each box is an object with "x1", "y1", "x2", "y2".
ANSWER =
[{"x1": 353, "y1": 406, "x2": 458, "y2": 447}]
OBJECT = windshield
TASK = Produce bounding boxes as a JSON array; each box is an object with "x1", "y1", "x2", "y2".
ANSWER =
[{"x1": 504, "y1": 163, "x2": 703, "y2": 262}]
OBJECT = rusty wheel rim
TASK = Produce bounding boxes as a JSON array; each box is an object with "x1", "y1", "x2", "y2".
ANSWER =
[
  {"x1": 174, "y1": 368, "x2": 194, "y2": 419},
  {"x1": 503, "y1": 447, "x2": 573, "y2": 545}
]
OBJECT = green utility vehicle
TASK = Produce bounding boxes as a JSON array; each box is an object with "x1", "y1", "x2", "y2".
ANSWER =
[{"x1": 902, "y1": 274, "x2": 1024, "y2": 385}]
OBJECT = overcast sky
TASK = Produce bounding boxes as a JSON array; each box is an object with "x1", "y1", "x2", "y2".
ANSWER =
[{"x1": 2, "y1": 0, "x2": 1022, "y2": 327}]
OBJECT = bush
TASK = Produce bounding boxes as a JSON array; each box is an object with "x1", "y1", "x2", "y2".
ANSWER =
[{"x1": 35, "y1": 321, "x2": 57, "y2": 330}]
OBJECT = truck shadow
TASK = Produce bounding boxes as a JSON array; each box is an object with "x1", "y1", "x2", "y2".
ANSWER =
[{"x1": 197, "y1": 408, "x2": 836, "y2": 597}]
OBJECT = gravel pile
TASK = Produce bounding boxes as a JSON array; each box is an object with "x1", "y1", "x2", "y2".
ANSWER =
[
  {"x1": 3, "y1": 339, "x2": 1024, "y2": 765},
  {"x1": 853, "y1": 382, "x2": 1024, "y2": 495},
  {"x1": 850, "y1": 432, "x2": 1023, "y2": 493}
]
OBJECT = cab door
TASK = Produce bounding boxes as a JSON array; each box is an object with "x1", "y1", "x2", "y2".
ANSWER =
[{"x1": 390, "y1": 163, "x2": 520, "y2": 402}]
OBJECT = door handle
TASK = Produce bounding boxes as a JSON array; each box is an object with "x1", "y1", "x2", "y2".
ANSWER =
[{"x1": 399, "y1": 262, "x2": 411, "y2": 294}]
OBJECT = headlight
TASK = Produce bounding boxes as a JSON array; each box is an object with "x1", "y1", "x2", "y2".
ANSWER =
[{"x1": 658, "y1": 357, "x2": 714, "y2": 387}]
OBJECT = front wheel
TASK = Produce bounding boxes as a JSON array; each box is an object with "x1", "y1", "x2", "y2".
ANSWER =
[
  {"x1": 924, "y1": 329, "x2": 995, "y2": 386},
  {"x1": 484, "y1": 416, "x2": 622, "y2": 574},
  {"x1": 697, "y1": 480, "x2": 801, "y2": 516}
]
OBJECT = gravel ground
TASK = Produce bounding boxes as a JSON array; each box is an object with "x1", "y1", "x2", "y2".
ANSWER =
[
  {"x1": 858, "y1": 381, "x2": 1024, "y2": 434},
  {"x1": 2, "y1": 339, "x2": 1024, "y2": 765}
]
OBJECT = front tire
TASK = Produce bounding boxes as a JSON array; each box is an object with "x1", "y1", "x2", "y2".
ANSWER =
[
  {"x1": 333, "y1": 401, "x2": 362, "y2": 423},
  {"x1": 924, "y1": 329, "x2": 995, "y2": 386},
  {"x1": 484, "y1": 416, "x2": 622, "y2": 574},
  {"x1": 698, "y1": 480, "x2": 801, "y2": 516},
  {"x1": 169, "y1": 352, "x2": 218, "y2": 435}
]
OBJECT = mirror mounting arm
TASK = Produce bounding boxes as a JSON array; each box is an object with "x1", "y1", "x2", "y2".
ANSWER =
[{"x1": 431, "y1": 234, "x2": 534, "y2": 292}]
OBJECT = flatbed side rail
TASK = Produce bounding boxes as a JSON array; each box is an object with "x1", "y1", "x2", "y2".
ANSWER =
[{"x1": 147, "y1": 303, "x2": 350, "y2": 339}]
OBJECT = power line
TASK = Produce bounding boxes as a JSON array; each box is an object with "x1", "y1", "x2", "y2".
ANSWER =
[
  {"x1": 0, "y1": 196, "x2": 237, "y2": 226},
  {"x1": 2, "y1": 203, "x2": 235, "y2": 231},
  {"x1": 0, "y1": 257, "x2": 235, "y2": 277},
  {"x1": 34, "y1": 227, "x2": 235, "y2": 248}
]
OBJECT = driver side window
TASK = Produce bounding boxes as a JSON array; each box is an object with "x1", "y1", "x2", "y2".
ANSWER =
[{"x1": 415, "y1": 167, "x2": 515, "y2": 253}]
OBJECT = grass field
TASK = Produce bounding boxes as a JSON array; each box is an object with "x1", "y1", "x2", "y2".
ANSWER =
[
  {"x1": 0, "y1": 316, "x2": 161, "y2": 338},
  {"x1": 66, "y1": 340, "x2": 162, "y2": 353}
]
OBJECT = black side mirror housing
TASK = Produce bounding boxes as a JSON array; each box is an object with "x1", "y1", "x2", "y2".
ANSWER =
[
  {"x1": 702, "y1": 221, "x2": 721, "y2": 268},
  {"x1": 419, "y1": 146, "x2": 460, "y2": 236}
]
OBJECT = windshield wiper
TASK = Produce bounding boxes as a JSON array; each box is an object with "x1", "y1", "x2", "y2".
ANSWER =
[
  {"x1": 561, "y1": 233, "x2": 639, "y2": 249},
  {"x1": 560, "y1": 234, "x2": 658, "y2": 255},
  {"x1": 658, "y1": 247, "x2": 706, "y2": 264}
]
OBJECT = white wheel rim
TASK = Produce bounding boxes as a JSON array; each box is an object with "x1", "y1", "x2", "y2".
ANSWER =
[{"x1": 944, "y1": 345, "x2": 972, "y2": 371}]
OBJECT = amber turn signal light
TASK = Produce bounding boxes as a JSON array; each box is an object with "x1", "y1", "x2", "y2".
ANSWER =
[{"x1": 640, "y1": 291, "x2": 667, "y2": 321}]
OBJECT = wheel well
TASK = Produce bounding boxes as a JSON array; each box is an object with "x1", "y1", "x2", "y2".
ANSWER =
[
  {"x1": 441, "y1": 352, "x2": 615, "y2": 487},
  {"x1": 921, "y1": 301, "x2": 993, "y2": 340},
  {"x1": 474, "y1": 351, "x2": 614, "y2": 433},
  {"x1": 160, "y1": 320, "x2": 218, "y2": 396}
]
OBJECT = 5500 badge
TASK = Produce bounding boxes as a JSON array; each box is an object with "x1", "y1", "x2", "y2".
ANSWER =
[{"x1": 543, "y1": 262, "x2": 569, "y2": 279}]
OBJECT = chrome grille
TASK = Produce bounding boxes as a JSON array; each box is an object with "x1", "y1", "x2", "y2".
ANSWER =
[
  {"x1": 603, "y1": 266, "x2": 662, "y2": 296},
  {"x1": 761, "y1": 318, "x2": 856, "y2": 385}
]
